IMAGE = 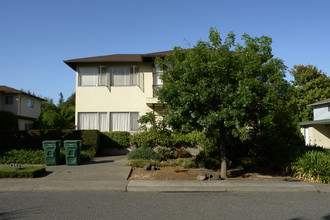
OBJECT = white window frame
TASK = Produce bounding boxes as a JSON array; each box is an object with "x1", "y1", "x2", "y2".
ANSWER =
[
  {"x1": 78, "y1": 112, "x2": 139, "y2": 132},
  {"x1": 78, "y1": 66, "x2": 143, "y2": 91}
]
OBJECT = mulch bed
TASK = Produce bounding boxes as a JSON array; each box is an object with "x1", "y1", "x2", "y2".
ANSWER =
[{"x1": 128, "y1": 166, "x2": 300, "y2": 181}]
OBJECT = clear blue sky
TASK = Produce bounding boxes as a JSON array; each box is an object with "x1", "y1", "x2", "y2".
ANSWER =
[{"x1": 1, "y1": 0, "x2": 329, "y2": 103}]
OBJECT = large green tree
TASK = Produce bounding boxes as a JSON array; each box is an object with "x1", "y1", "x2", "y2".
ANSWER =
[
  {"x1": 290, "y1": 65, "x2": 330, "y2": 122},
  {"x1": 157, "y1": 28, "x2": 298, "y2": 177},
  {"x1": 37, "y1": 92, "x2": 75, "y2": 129}
]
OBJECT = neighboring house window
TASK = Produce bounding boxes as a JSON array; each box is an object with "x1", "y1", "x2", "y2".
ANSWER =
[
  {"x1": 25, "y1": 123, "x2": 34, "y2": 130},
  {"x1": 5, "y1": 95, "x2": 14, "y2": 105},
  {"x1": 25, "y1": 99, "x2": 34, "y2": 108},
  {"x1": 78, "y1": 112, "x2": 139, "y2": 132}
]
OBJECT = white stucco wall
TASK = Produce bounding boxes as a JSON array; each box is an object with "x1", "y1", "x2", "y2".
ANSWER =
[{"x1": 75, "y1": 62, "x2": 157, "y2": 129}]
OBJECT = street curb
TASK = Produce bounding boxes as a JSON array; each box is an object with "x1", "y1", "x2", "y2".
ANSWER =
[{"x1": 127, "y1": 180, "x2": 320, "y2": 193}]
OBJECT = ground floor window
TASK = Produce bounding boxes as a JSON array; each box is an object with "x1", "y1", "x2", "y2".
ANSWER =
[{"x1": 78, "y1": 112, "x2": 139, "y2": 132}]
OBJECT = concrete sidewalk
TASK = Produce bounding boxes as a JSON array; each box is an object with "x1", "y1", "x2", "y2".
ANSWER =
[
  {"x1": 1, "y1": 155, "x2": 329, "y2": 193},
  {"x1": 0, "y1": 155, "x2": 132, "y2": 192}
]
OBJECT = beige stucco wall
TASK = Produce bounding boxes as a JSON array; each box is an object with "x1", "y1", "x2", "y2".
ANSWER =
[
  {"x1": 301, "y1": 125, "x2": 330, "y2": 149},
  {"x1": 19, "y1": 95, "x2": 42, "y2": 119},
  {"x1": 18, "y1": 119, "x2": 35, "y2": 130},
  {"x1": 0, "y1": 94, "x2": 41, "y2": 119},
  {"x1": 75, "y1": 62, "x2": 157, "y2": 128}
]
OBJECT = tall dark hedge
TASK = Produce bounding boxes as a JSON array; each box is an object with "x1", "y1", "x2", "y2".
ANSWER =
[
  {"x1": 0, "y1": 110, "x2": 18, "y2": 131},
  {"x1": 0, "y1": 129, "x2": 100, "y2": 156}
]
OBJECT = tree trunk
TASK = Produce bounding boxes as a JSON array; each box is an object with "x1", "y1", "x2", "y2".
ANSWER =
[{"x1": 220, "y1": 142, "x2": 227, "y2": 179}]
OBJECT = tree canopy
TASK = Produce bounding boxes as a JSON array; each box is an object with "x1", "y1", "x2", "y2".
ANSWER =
[
  {"x1": 37, "y1": 92, "x2": 75, "y2": 129},
  {"x1": 157, "y1": 28, "x2": 301, "y2": 177},
  {"x1": 290, "y1": 65, "x2": 330, "y2": 122}
]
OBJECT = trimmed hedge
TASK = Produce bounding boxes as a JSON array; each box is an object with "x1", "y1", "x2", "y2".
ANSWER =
[
  {"x1": 0, "y1": 149, "x2": 44, "y2": 164},
  {"x1": 0, "y1": 110, "x2": 18, "y2": 131},
  {"x1": 129, "y1": 130, "x2": 205, "y2": 148},
  {"x1": 101, "y1": 131, "x2": 130, "y2": 149},
  {"x1": 0, "y1": 166, "x2": 46, "y2": 178},
  {"x1": 0, "y1": 129, "x2": 100, "y2": 158}
]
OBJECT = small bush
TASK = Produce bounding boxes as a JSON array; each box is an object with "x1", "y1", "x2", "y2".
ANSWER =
[
  {"x1": 126, "y1": 159, "x2": 157, "y2": 168},
  {"x1": 194, "y1": 150, "x2": 221, "y2": 169},
  {"x1": 292, "y1": 150, "x2": 330, "y2": 183},
  {"x1": 129, "y1": 132, "x2": 154, "y2": 148},
  {"x1": 0, "y1": 166, "x2": 46, "y2": 178},
  {"x1": 175, "y1": 158, "x2": 196, "y2": 168},
  {"x1": 127, "y1": 148, "x2": 161, "y2": 161},
  {"x1": 0, "y1": 150, "x2": 45, "y2": 164},
  {"x1": 174, "y1": 148, "x2": 192, "y2": 158},
  {"x1": 157, "y1": 148, "x2": 175, "y2": 160}
]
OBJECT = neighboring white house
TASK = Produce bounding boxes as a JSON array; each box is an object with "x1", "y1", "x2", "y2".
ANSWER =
[
  {"x1": 0, "y1": 85, "x2": 44, "y2": 130},
  {"x1": 64, "y1": 51, "x2": 170, "y2": 132},
  {"x1": 300, "y1": 98, "x2": 330, "y2": 149}
]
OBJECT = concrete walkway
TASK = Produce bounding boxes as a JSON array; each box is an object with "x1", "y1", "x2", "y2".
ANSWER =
[
  {"x1": 0, "y1": 155, "x2": 131, "y2": 192},
  {"x1": 1, "y1": 155, "x2": 329, "y2": 193}
]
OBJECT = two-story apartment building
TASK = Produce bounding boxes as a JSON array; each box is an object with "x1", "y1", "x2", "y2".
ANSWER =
[
  {"x1": 64, "y1": 51, "x2": 170, "y2": 132},
  {"x1": 300, "y1": 98, "x2": 330, "y2": 149},
  {"x1": 0, "y1": 85, "x2": 44, "y2": 130}
]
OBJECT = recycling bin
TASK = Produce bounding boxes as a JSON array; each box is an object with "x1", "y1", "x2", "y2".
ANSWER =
[
  {"x1": 42, "y1": 140, "x2": 61, "y2": 166},
  {"x1": 64, "y1": 140, "x2": 81, "y2": 165}
]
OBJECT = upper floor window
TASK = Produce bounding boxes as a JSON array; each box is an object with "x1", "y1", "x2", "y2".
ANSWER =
[
  {"x1": 110, "y1": 67, "x2": 139, "y2": 86},
  {"x1": 79, "y1": 67, "x2": 101, "y2": 86},
  {"x1": 78, "y1": 66, "x2": 143, "y2": 90},
  {"x1": 25, "y1": 99, "x2": 34, "y2": 108},
  {"x1": 5, "y1": 95, "x2": 14, "y2": 105},
  {"x1": 153, "y1": 65, "x2": 163, "y2": 86}
]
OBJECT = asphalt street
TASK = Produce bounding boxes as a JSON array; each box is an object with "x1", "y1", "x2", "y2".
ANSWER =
[{"x1": 1, "y1": 191, "x2": 330, "y2": 220}]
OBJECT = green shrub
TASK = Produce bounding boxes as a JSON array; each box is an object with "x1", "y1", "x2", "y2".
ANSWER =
[
  {"x1": 292, "y1": 150, "x2": 330, "y2": 183},
  {"x1": 174, "y1": 148, "x2": 192, "y2": 158},
  {"x1": 101, "y1": 131, "x2": 130, "y2": 149},
  {"x1": 126, "y1": 159, "x2": 157, "y2": 168},
  {"x1": 0, "y1": 150, "x2": 45, "y2": 164},
  {"x1": 175, "y1": 158, "x2": 196, "y2": 168},
  {"x1": 129, "y1": 131, "x2": 154, "y2": 148},
  {"x1": 172, "y1": 130, "x2": 206, "y2": 147},
  {"x1": 157, "y1": 147, "x2": 175, "y2": 160},
  {"x1": 0, "y1": 166, "x2": 46, "y2": 178},
  {"x1": 127, "y1": 148, "x2": 161, "y2": 161},
  {"x1": 194, "y1": 150, "x2": 221, "y2": 169},
  {"x1": 129, "y1": 130, "x2": 205, "y2": 149}
]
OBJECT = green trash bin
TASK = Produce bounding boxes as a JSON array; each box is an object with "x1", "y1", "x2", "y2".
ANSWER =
[
  {"x1": 64, "y1": 140, "x2": 81, "y2": 165},
  {"x1": 42, "y1": 140, "x2": 61, "y2": 166}
]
